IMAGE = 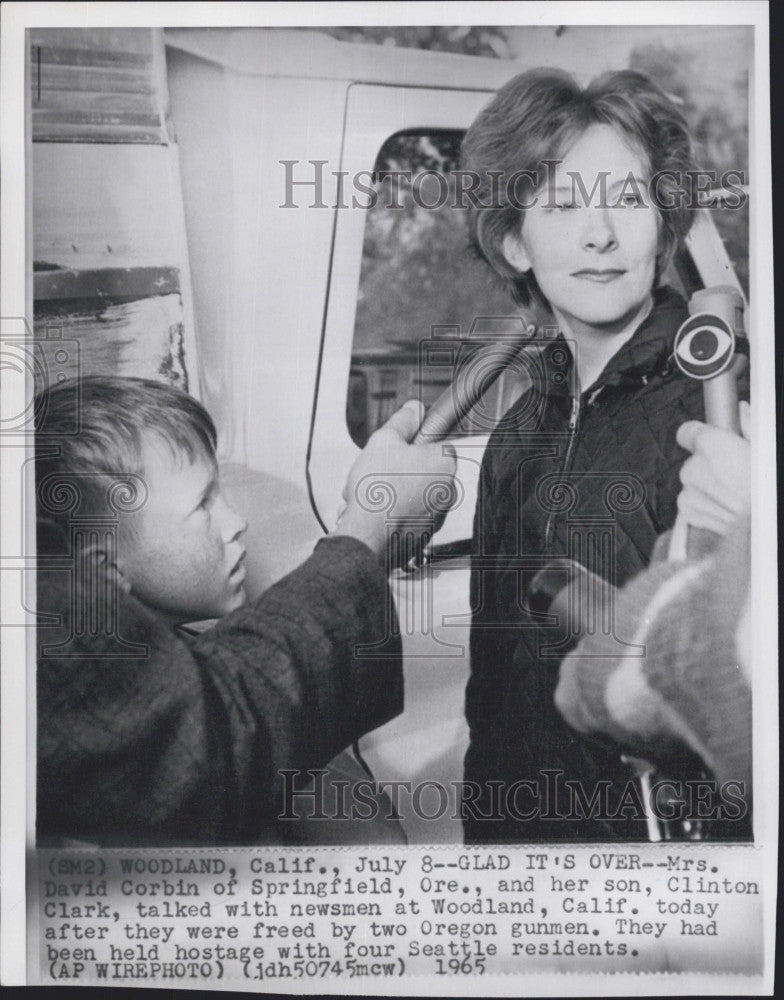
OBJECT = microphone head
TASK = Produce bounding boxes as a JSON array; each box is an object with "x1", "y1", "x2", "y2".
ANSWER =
[
  {"x1": 674, "y1": 311, "x2": 736, "y2": 380},
  {"x1": 688, "y1": 285, "x2": 745, "y2": 336}
]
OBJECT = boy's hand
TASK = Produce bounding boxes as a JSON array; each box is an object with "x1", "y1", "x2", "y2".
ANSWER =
[
  {"x1": 676, "y1": 401, "x2": 751, "y2": 536},
  {"x1": 334, "y1": 401, "x2": 458, "y2": 557}
]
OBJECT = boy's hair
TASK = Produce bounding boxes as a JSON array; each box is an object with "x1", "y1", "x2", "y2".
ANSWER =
[
  {"x1": 35, "y1": 376, "x2": 217, "y2": 535},
  {"x1": 461, "y1": 68, "x2": 698, "y2": 308}
]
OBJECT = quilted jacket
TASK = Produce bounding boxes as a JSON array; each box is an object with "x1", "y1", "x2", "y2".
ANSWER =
[{"x1": 464, "y1": 286, "x2": 748, "y2": 842}]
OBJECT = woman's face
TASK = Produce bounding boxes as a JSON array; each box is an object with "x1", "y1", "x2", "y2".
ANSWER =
[{"x1": 503, "y1": 123, "x2": 661, "y2": 336}]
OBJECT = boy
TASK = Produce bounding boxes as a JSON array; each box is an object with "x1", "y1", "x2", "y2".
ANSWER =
[{"x1": 35, "y1": 376, "x2": 456, "y2": 846}]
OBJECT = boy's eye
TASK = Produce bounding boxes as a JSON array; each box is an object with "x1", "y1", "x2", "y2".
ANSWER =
[
  {"x1": 197, "y1": 492, "x2": 214, "y2": 512},
  {"x1": 620, "y1": 193, "x2": 644, "y2": 207}
]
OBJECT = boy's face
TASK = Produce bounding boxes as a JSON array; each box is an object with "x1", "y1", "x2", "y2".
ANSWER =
[{"x1": 119, "y1": 440, "x2": 248, "y2": 623}]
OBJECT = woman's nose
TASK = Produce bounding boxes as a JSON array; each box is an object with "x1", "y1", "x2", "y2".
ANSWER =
[{"x1": 580, "y1": 206, "x2": 617, "y2": 252}]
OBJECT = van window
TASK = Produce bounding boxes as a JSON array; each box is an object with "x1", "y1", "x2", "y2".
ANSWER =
[{"x1": 346, "y1": 130, "x2": 533, "y2": 447}]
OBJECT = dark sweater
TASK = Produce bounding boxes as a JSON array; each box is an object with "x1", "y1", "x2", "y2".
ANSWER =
[{"x1": 37, "y1": 535, "x2": 402, "y2": 846}]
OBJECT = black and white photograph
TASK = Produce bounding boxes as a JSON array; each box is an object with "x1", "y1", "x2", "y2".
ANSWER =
[{"x1": 0, "y1": 2, "x2": 776, "y2": 993}]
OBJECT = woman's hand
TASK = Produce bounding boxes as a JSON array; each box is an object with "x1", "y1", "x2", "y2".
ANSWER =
[{"x1": 675, "y1": 401, "x2": 750, "y2": 536}]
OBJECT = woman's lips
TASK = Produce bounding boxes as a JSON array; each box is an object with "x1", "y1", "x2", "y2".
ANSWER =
[{"x1": 572, "y1": 269, "x2": 626, "y2": 283}]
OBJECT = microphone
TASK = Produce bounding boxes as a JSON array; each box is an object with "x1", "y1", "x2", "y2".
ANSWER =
[
  {"x1": 396, "y1": 332, "x2": 533, "y2": 572},
  {"x1": 668, "y1": 285, "x2": 747, "y2": 558},
  {"x1": 672, "y1": 285, "x2": 747, "y2": 433}
]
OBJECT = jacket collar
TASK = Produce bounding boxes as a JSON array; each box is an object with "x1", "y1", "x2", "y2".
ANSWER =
[
  {"x1": 545, "y1": 286, "x2": 688, "y2": 395},
  {"x1": 596, "y1": 286, "x2": 688, "y2": 387}
]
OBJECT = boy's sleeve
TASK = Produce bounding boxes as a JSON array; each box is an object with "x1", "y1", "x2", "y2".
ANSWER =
[
  {"x1": 197, "y1": 535, "x2": 403, "y2": 821},
  {"x1": 37, "y1": 535, "x2": 401, "y2": 844}
]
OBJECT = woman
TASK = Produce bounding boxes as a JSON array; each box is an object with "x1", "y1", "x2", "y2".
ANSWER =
[{"x1": 462, "y1": 68, "x2": 746, "y2": 842}]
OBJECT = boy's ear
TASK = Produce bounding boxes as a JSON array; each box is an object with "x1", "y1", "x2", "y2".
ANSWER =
[
  {"x1": 501, "y1": 232, "x2": 533, "y2": 274},
  {"x1": 81, "y1": 541, "x2": 131, "y2": 595}
]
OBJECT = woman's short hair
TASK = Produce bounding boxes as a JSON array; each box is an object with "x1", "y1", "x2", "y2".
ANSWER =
[
  {"x1": 35, "y1": 376, "x2": 217, "y2": 532},
  {"x1": 461, "y1": 68, "x2": 698, "y2": 307}
]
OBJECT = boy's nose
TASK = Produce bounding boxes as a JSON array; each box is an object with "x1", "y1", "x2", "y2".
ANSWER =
[
  {"x1": 581, "y1": 207, "x2": 617, "y2": 252},
  {"x1": 219, "y1": 497, "x2": 248, "y2": 542}
]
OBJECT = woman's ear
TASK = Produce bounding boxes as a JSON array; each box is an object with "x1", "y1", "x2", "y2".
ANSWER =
[{"x1": 501, "y1": 232, "x2": 533, "y2": 274}]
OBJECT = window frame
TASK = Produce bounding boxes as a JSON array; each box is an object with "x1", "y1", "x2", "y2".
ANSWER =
[{"x1": 307, "y1": 82, "x2": 496, "y2": 541}]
